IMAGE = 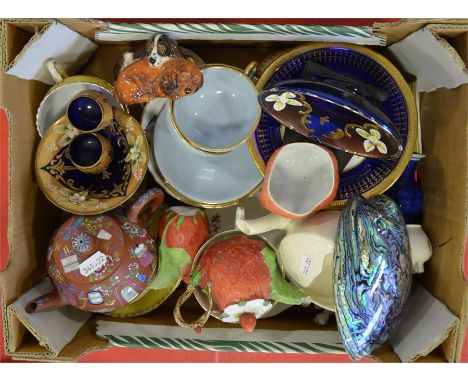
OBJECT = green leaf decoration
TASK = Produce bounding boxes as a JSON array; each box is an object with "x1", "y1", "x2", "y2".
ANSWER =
[
  {"x1": 192, "y1": 215, "x2": 198, "y2": 225},
  {"x1": 198, "y1": 210, "x2": 206, "y2": 218},
  {"x1": 189, "y1": 270, "x2": 202, "y2": 289},
  {"x1": 152, "y1": 241, "x2": 191, "y2": 290},
  {"x1": 176, "y1": 215, "x2": 185, "y2": 228},
  {"x1": 261, "y1": 247, "x2": 308, "y2": 305}
]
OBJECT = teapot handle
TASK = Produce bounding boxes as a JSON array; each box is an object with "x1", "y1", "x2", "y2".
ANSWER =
[
  {"x1": 127, "y1": 188, "x2": 164, "y2": 225},
  {"x1": 173, "y1": 282, "x2": 213, "y2": 331}
]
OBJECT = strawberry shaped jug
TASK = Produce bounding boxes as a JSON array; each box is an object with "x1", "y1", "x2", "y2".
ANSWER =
[
  {"x1": 26, "y1": 188, "x2": 164, "y2": 314},
  {"x1": 152, "y1": 206, "x2": 209, "y2": 289},
  {"x1": 174, "y1": 231, "x2": 308, "y2": 332}
]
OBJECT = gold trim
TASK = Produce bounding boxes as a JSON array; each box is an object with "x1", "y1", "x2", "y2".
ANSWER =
[
  {"x1": 249, "y1": 42, "x2": 418, "y2": 209},
  {"x1": 168, "y1": 64, "x2": 262, "y2": 155},
  {"x1": 35, "y1": 109, "x2": 149, "y2": 215},
  {"x1": 66, "y1": 90, "x2": 113, "y2": 133},
  {"x1": 68, "y1": 133, "x2": 113, "y2": 174},
  {"x1": 186, "y1": 230, "x2": 281, "y2": 324},
  {"x1": 36, "y1": 76, "x2": 127, "y2": 137},
  {"x1": 150, "y1": 110, "x2": 262, "y2": 209}
]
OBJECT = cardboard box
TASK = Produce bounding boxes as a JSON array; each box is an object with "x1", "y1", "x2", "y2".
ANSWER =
[{"x1": 0, "y1": 18, "x2": 467, "y2": 362}]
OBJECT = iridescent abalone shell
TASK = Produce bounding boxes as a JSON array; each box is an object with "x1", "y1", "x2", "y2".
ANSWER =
[{"x1": 334, "y1": 195, "x2": 412, "y2": 361}]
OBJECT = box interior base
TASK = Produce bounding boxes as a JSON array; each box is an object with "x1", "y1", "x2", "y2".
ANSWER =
[{"x1": 1, "y1": 19, "x2": 467, "y2": 362}]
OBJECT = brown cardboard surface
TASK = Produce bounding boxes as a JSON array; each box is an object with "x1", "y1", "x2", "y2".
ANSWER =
[
  {"x1": 419, "y1": 84, "x2": 468, "y2": 361},
  {"x1": 373, "y1": 19, "x2": 468, "y2": 44},
  {"x1": 1, "y1": 18, "x2": 467, "y2": 363}
]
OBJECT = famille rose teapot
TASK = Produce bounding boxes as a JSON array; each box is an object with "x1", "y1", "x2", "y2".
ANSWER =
[
  {"x1": 26, "y1": 188, "x2": 164, "y2": 314},
  {"x1": 174, "y1": 231, "x2": 308, "y2": 333}
]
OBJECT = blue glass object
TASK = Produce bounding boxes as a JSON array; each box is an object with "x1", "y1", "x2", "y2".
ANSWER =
[
  {"x1": 68, "y1": 133, "x2": 102, "y2": 167},
  {"x1": 68, "y1": 96, "x2": 103, "y2": 131},
  {"x1": 258, "y1": 80, "x2": 403, "y2": 159},
  {"x1": 334, "y1": 195, "x2": 412, "y2": 361},
  {"x1": 386, "y1": 154, "x2": 424, "y2": 224},
  {"x1": 253, "y1": 47, "x2": 411, "y2": 202},
  {"x1": 41, "y1": 119, "x2": 131, "y2": 199}
]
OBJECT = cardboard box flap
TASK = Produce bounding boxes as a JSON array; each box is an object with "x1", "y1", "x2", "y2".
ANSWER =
[
  {"x1": 7, "y1": 278, "x2": 91, "y2": 356},
  {"x1": 94, "y1": 21, "x2": 387, "y2": 46},
  {"x1": 389, "y1": 284, "x2": 460, "y2": 362},
  {"x1": 6, "y1": 21, "x2": 98, "y2": 85},
  {"x1": 387, "y1": 24, "x2": 468, "y2": 92}
]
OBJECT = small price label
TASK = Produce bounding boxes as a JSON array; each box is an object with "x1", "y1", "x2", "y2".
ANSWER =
[
  {"x1": 79, "y1": 251, "x2": 107, "y2": 277},
  {"x1": 299, "y1": 256, "x2": 312, "y2": 278},
  {"x1": 97, "y1": 229, "x2": 112, "y2": 240}
]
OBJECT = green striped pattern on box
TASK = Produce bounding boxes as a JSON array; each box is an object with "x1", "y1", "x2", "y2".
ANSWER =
[
  {"x1": 104, "y1": 334, "x2": 346, "y2": 354},
  {"x1": 95, "y1": 22, "x2": 387, "y2": 46}
]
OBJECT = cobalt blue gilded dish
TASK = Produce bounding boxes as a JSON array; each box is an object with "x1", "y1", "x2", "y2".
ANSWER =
[
  {"x1": 258, "y1": 79, "x2": 403, "y2": 159},
  {"x1": 41, "y1": 118, "x2": 131, "y2": 199},
  {"x1": 252, "y1": 45, "x2": 415, "y2": 204},
  {"x1": 334, "y1": 195, "x2": 412, "y2": 361}
]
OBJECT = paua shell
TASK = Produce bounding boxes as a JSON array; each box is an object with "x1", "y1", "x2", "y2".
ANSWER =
[{"x1": 334, "y1": 195, "x2": 412, "y2": 361}]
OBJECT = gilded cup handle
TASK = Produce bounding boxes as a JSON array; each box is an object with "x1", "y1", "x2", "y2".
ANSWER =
[
  {"x1": 46, "y1": 59, "x2": 69, "y2": 84},
  {"x1": 244, "y1": 61, "x2": 258, "y2": 80},
  {"x1": 173, "y1": 282, "x2": 213, "y2": 330}
]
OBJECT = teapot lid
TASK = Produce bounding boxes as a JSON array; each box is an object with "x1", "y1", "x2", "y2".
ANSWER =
[
  {"x1": 50, "y1": 215, "x2": 123, "y2": 285},
  {"x1": 47, "y1": 214, "x2": 156, "y2": 312}
]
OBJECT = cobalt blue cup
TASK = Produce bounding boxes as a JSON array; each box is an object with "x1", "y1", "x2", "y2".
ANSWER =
[{"x1": 66, "y1": 90, "x2": 113, "y2": 132}]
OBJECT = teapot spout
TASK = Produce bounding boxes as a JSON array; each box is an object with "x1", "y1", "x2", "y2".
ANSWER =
[
  {"x1": 25, "y1": 289, "x2": 67, "y2": 314},
  {"x1": 235, "y1": 207, "x2": 291, "y2": 235}
]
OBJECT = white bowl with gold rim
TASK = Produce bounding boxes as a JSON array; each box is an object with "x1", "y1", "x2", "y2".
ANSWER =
[
  {"x1": 168, "y1": 63, "x2": 261, "y2": 155},
  {"x1": 151, "y1": 103, "x2": 262, "y2": 208}
]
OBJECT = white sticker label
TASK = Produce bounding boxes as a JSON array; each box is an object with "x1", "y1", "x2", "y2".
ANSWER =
[
  {"x1": 79, "y1": 251, "x2": 107, "y2": 277},
  {"x1": 61, "y1": 254, "x2": 79, "y2": 267},
  {"x1": 97, "y1": 229, "x2": 112, "y2": 240},
  {"x1": 299, "y1": 256, "x2": 312, "y2": 278},
  {"x1": 61, "y1": 255, "x2": 80, "y2": 273}
]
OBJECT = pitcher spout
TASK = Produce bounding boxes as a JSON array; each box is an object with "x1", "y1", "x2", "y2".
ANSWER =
[{"x1": 235, "y1": 207, "x2": 291, "y2": 235}]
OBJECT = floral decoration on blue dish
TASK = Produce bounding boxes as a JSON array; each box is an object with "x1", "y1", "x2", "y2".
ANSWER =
[
  {"x1": 334, "y1": 194, "x2": 412, "y2": 361},
  {"x1": 251, "y1": 45, "x2": 416, "y2": 204},
  {"x1": 258, "y1": 79, "x2": 403, "y2": 159}
]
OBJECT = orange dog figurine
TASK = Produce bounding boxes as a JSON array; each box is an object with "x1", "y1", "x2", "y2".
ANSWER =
[{"x1": 114, "y1": 34, "x2": 203, "y2": 105}]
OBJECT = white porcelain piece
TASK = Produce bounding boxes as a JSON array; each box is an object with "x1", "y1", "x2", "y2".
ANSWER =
[
  {"x1": 152, "y1": 104, "x2": 262, "y2": 207},
  {"x1": 170, "y1": 65, "x2": 261, "y2": 153}
]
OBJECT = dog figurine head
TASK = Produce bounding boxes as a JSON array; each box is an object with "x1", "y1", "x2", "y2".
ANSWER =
[
  {"x1": 146, "y1": 34, "x2": 184, "y2": 67},
  {"x1": 159, "y1": 58, "x2": 203, "y2": 99}
]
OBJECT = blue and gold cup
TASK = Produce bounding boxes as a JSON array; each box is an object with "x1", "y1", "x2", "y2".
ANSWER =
[
  {"x1": 68, "y1": 133, "x2": 113, "y2": 174},
  {"x1": 66, "y1": 90, "x2": 113, "y2": 133}
]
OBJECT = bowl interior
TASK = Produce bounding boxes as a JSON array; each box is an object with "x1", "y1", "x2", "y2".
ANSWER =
[
  {"x1": 154, "y1": 107, "x2": 262, "y2": 206},
  {"x1": 173, "y1": 67, "x2": 260, "y2": 150},
  {"x1": 268, "y1": 143, "x2": 335, "y2": 215}
]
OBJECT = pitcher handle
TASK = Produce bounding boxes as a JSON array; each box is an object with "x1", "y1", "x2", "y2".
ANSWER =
[
  {"x1": 46, "y1": 59, "x2": 69, "y2": 84},
  {"x1": 173, "y1": 282, "x2": 213, "y2": 331},
  {"x1": 127, "y1": 188, "x2": 164, "y2": 225},
  {"x1": 244, "y1": 61, "x2": 258, "y2": 80}
]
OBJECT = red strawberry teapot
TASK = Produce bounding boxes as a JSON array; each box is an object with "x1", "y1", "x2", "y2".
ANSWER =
[{"x1": 26, "y1": 188, "x2": 164, "y2": 314}]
